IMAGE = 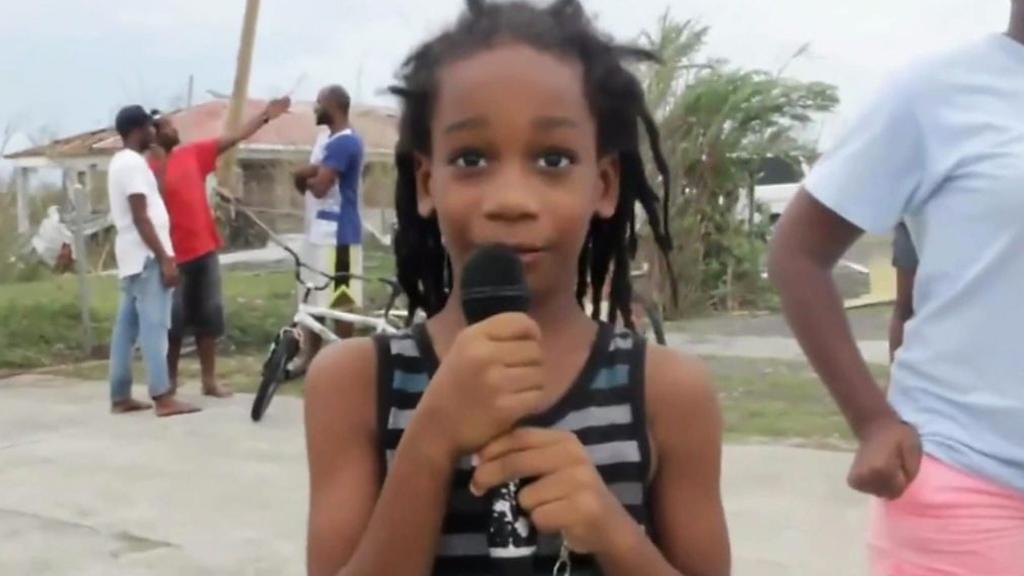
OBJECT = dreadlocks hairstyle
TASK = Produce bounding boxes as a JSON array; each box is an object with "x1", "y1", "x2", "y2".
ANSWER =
[{"x1": 390, "y1": 0, "x2": 676, "y2": 328}]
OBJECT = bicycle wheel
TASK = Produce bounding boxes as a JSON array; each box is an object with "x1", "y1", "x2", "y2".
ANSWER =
[{"x1": 251, "y1": 329, "x2": 300, "y2": 422}]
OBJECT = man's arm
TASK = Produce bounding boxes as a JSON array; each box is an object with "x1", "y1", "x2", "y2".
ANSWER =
[
  {"x1": 304, "y1": 165, "x2": 340, "y2": 199},
  {"x1": 293, "y1": 164, "x2": 319, "y2": 195},
  {"x1": 127, "y1": 194, "x2": 177, "y2": 287},
  {"x1": 304, "y1": 135, "x2": 355, "y2": 198},
  {"x1": 768, "y1": 190, "x2": 920, "y2": 499},
  {"x1": 216, "y1": 97, "x2": 291, "y2": 155}
]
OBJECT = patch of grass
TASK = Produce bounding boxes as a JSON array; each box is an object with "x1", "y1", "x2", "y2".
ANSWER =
[
  {"x1": 43, "y1": 353, "x2": 888, "y2": 445},
  {"x1": 0, "y1": 272, "x2": 294, "y2": 370},
  {"x1": 0, "y1": 244, "x2": 397, "y2": 370},
  {"x1": 666, "y1": 305, "x2": 894, "y2": 341},
  {"x1": 0, "y1": 300, "x2": 114, "y2": 369},
  {"x1": 708, "y1": 356, "x2": 889, "y2": 446}
]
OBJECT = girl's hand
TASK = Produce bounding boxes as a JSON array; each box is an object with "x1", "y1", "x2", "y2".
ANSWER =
[
  {"x1": 470, "y1": 428, "x2": 638, "y2": 555},
  {"x1": 413, "y1": 313, "x2": 546, "y2": 461}
]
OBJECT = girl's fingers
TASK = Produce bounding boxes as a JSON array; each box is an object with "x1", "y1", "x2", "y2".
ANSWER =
[
  {"x1": 470, "y1": 438, "x2": 584, "y2": 495},
  {"x1": 477, "y1": 427, "x2": 572, "y2": 463},
  {"x1": 491, "y1": 366, "x2": 544, "y2": 393},
  {"x1": 479, "y1": 313, "x2": 542, "y2": 342},
  {"x1": 494, "y1": 341, "x2": 543, "y2": 368},
  {"x1": 496, "y1": 391, "x2": 547, "y2": 422},
  {"x1": 516, "y1": 468, "x2": 582, "y2": 512},
  {"x1": 527, "y1": 499, "x2": 576, "y2": 538}
]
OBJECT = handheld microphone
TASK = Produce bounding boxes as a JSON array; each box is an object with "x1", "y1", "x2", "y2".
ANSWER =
[{"x1": 460, "y1": 244, "x2": 536, "y2": 575}]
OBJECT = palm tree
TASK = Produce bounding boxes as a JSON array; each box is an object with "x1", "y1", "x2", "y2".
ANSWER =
[{"x1": 637, "y1": 13, "x2": 839, "y2": 314}]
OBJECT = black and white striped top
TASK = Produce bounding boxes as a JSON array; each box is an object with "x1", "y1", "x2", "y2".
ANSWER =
[{"x1": 373, "y1": 322, "x2": 652, "y2": 575}]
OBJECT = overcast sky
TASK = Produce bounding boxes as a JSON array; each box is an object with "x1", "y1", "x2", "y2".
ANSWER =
[{"x1": 0, "y1": 0, "x2": 1012, "y2": 158}]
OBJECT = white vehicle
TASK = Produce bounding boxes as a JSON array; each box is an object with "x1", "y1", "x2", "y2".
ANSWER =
[
  {"x1": 737, "y1": 156, "x2": 808, "y2": 226},
  {"x1": 743, "y1": 157, "x2": 870, "y2": 280}
]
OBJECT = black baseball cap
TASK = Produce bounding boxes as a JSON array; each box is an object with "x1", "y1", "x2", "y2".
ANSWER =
[{"x1": 115, "y1": 105, "x2": 154, "y2": 137}]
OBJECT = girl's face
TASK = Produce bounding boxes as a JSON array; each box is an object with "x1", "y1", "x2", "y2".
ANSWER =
[{"x1": 416, "y1": 43, "x2": 620, "y2": 301}]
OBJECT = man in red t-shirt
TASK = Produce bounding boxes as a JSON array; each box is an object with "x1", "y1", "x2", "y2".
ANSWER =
[{"x1": 149, "y1": 97, "x2": 290, "y2": 397}]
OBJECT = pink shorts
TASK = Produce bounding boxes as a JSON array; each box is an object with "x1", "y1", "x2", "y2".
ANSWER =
[{"x1": 869, "y1": 455, "x2": 1024, "y2": 576}]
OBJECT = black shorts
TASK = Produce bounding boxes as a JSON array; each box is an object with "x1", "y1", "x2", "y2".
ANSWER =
[{"x1": 170, "y1": 252, "x2": 225, "y2": 339}]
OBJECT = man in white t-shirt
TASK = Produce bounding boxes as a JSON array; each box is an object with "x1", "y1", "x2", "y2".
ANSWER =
[
  {"x1": 769, "y1": 4, "x2": 1024, "y2": 573},
  {"x1": 106, "y1": 105, "x2": 198, "y2": 417}
]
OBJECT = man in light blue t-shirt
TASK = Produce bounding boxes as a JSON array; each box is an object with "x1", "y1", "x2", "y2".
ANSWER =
[{"x1": 769, "y1": 3, "x2": 1024, "y2": 573}]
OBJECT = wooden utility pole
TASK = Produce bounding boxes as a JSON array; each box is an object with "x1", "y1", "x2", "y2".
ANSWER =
[{"x1": 216, "y1": 0, "x2": 261, "y2": 197}]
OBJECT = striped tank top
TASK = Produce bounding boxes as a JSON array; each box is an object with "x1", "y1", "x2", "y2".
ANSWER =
[{"x1": 373, "y1": 322, "x2": 652, "y2": 575}]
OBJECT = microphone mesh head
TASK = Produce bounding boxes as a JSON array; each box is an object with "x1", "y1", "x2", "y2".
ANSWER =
[{"x1": 460, "y1": 244, "x2": 530, "y2": 324}]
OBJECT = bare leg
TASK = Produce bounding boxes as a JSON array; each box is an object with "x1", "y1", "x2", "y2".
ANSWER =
[
  {"x1": 112, "y1": 398, "x2": 153, "y2": 414},
  {"x1": 197, "y1": 336, "x2": 232, "y2": 398},
  {"x1": 153, "y1": 392, "x2": 201, "y2": 418},
  {"x1": 289, "y1": 323, "x2": 323, "y2": 374},
  {"x1": 335, "y1": 320, "x2": 355, "y2": 340},
  {"x1": 167, "y1": 336, "x2": 183, "y2": 394},
  {"x1": 305, "y1": 329, "x2": 324, "y2": 363}
]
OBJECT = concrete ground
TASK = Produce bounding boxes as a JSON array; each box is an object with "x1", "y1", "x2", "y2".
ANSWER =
[
  {"x1": 0, "y1": 375, "x2": 869, "y2": 576},
  {"x1": 667, "y1": 306, "x2": 892, "y2": 365},
  {"x1": 668, "y1": 333, "x2": 889, "y2": 365},
  {"x1": 672, "y1": 306, "x2": 893, "y2": 342}
]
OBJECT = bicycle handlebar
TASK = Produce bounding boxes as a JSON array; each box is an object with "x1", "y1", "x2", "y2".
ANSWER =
[{"x1": 217, "y1": 190, "x2": 404, "y2": 319}]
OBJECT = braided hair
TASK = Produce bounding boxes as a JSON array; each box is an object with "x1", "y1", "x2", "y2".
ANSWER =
[{"x1": 390, "y1": 0, "x2": 675, "y2": 328}]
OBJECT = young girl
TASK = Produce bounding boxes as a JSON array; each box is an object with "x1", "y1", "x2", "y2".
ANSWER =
[{"x1": 304, "y1": 1, "x2": 730, "y2": 574}]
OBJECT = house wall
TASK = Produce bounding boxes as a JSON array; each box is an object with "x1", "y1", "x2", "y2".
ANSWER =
[
  {"x1": 235, "y1": 159, "x2": 398, "y2": 240},
  {"x1": 87, "y1": 166, "x2": 107, "y2": 213},
  {"x1": 362, "y1": 162, "x2": 395, "y2": 210},
  {"x1": 37, "y1": 155, "x2": 400, "y2": 248},
  {"x1": 239, "y1": 159, "x2": 304, "y2": 235}
]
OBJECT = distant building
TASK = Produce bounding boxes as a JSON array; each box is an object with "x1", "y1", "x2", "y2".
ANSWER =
[{"x1": 2, "y1": 98, "x2": 399, "y2": 245}]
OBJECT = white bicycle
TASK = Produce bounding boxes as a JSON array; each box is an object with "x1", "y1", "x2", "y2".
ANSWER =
[
  {"x1": 219, "y1": 196, "x2": 405, "y2": 422},
  {"x1": 250, "y1": 254, "x2": 405, "y2": 422}
]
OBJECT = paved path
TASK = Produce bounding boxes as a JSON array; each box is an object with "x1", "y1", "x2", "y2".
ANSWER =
[
  {"x1": 674, "y1": 306, "x2": 892, "y2": 342},
  {"x1": 0, "y1": 375, "x2": 869, "y2": 575},
  {"x1": 668, "y1": 333, "x2": 890, "y2": 365}
]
